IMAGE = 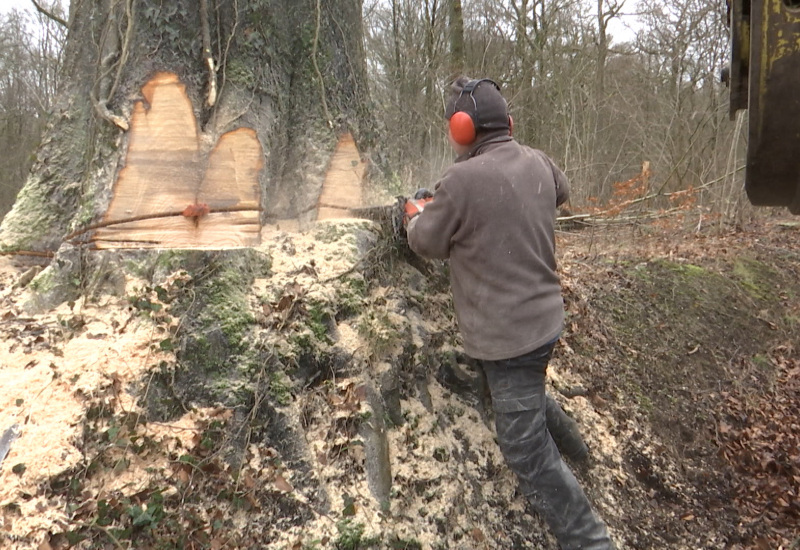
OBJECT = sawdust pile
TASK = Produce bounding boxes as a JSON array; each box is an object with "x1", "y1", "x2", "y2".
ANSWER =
[{"x1": 0, "y1": 258, "x2": 210, "y2": 544}]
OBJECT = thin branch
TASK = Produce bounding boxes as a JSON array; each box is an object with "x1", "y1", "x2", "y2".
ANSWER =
[
  {"x1": 558, "y1": 165, "x2": 746, "y2": 224},
  {"x1": 0, "y1": 250, "x2": 55, "y2": 258},
  {"x1": 30, "y1": 0, "x2": 68, "y2": 28}
]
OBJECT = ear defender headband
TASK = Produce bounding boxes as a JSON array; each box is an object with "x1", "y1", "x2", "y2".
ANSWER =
[{"x1": 448, "y1": 78, "x2": 512, "y2": 146}]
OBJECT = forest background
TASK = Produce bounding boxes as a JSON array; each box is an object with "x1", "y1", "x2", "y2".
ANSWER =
[{"x1": 0, "y1": 0, "x2": 755, "y2": 227}]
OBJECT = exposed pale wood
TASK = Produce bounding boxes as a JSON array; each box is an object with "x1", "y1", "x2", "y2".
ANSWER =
[
  {"x1": 317, "y1": 133, "x2": 366, "y2": 220},
  {"x1": 94, "y1": 72, "x2": 262, "y2": 249},
  {"x1": 200, "y1": 128, "x2": 262, "y2": 211},
  {"x1": 91, "y1": 212, "x2": 261, "y2": 249}
]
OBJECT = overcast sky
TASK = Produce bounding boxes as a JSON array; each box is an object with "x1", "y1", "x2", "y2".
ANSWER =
[
  {"x1": 0, "y1": 0, "x2": 31, "y2": 14},
  {"x1": 0, "y1": 0, "x2": 638, "y2": 45}
]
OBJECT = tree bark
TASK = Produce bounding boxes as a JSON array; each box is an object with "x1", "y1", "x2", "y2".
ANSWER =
[
  {"x1": 0, "y1": 0, "x2": 373, "y2": 253},
  {"x1": 448, "y1": 0, "x2": 465, "y2": 78},
  {"x1": 596, "y1": 0, "x2": 607, "y2": 96}
]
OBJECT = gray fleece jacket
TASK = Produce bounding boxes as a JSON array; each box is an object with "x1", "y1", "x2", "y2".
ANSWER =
[{"x1": 407, "y1": 135, "x2": 569, "y2": 361}]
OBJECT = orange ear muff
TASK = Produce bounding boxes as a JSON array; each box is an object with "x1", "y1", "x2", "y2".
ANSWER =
[{"x1": 449, "y1": 111, "x2": 477, "y2": 146}]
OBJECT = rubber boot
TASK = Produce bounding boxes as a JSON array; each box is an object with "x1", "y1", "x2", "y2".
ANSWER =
[
  {"x1": 481, "y1": 347, "x2": 615, "y2": 550},
  {"x1": 546, "y1": 395, "x2": 590, "y2": 463}
]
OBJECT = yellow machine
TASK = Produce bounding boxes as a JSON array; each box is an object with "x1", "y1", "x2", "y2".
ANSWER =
[{"x1": 727, "y1": 0, "x2": 800, "y2": 213}]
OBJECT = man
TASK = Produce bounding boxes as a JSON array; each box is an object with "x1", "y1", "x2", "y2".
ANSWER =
[{"x1": 404, "y1": 77, "x2": 615, "y2": 550}]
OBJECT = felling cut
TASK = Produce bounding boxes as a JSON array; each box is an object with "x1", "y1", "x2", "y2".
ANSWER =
[{"x1": 94, "y1": 72, "x2": 263, "y2": 249}]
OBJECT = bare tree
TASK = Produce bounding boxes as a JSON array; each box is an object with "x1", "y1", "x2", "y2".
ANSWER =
[
  {"x1": 596, "y1": 0, "x2": 625, "y2": 96},
  {"x1": 448, "y1": 0, "x2": 465, "y2": 76},
  {"x1": 362, "y1": 0, "x2": 745, "y2": 219},
  {"x1": 0, "y1": 2, "x2": 65, "y2": 220}
]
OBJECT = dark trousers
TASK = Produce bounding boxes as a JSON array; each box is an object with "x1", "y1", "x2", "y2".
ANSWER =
[{"x1": 480, "y1": 343, "x2": 614, "y2": 550}]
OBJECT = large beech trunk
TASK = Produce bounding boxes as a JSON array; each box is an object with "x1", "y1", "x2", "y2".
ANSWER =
[{"x1": 0, "y1": 0, "x2": 373, "y2": 252}]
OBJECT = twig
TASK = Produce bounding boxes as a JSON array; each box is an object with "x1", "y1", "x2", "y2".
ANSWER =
[
  {"x1": 0, "y1": 250, "x2": 55, "y2": 258},
  {"x1": 559, "y1": 165, "x2": 746, "y2": 225},
  {"x1": 74, "y1": 521, "x2": 126, "y2": 550},
  {"x1": 30, "y1": 0, "x2": 68, "y2": 27}
]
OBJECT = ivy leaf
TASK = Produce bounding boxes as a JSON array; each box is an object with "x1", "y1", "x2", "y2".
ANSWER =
[{"x1": 342, "y1": 493, "x2": 356, "y2": 517}]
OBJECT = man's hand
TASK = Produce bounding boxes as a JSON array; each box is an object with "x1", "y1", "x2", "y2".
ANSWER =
[{"x1": 403, "y1": 193, "x2": 433, "y2": 226}]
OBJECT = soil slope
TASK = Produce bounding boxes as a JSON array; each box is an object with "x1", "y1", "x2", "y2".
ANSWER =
[{"x1": 0, "y1": 217, "x2": 797, "y2": 549}]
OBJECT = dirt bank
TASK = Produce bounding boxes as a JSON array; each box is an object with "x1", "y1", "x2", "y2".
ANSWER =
[{"x1": 0, "y1": 217, "x2": 797, "y2": 549}]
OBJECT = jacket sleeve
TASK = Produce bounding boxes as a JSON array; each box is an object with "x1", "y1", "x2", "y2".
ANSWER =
[
  {"x1": 406, "y1": 173, "x2": 461, "y2": 260},
  {"x1": 546, "y1": 155, "x2": 570, "y2": 207}
]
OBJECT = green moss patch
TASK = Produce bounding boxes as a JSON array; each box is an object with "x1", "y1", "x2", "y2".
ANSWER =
[
  {"x1": 571, "y1": 254, "x2": 798, "y2": 467},
  {"x1": 732, "y1": 257, "x2": 782, "y2": 302}
]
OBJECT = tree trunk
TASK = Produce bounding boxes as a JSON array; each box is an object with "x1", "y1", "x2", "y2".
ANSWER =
[
  {"x1": 420, "y1": 0, "x2": 440, "y2": 156},
  {"x1": 596, "y1": 0, "x2": 607, "y2": 97},
  {"x1": 0, "y1": 0, "x2": 372, "y2": 253},
  {"x1": 447, "y1": 0, "x2": 464, "y2": 78}
]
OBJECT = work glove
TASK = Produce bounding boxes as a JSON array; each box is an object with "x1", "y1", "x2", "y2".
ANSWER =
[
  {"x1": 403, "y1": 193, "x2": 433, "y2": 226},
  {"x1": 413, "y1": 188, "x2": 433, "y2": 200}
]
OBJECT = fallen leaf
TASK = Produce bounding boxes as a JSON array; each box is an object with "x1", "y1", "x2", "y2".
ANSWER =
[
  {"x1": 274, "y1": 474, "x2": 293, "y2": 492},
  {"x1": 353, "y1": 384, "x2": 368, "y2": 402},
  {"x1": 176, "y1": 468, "x2": 190, "y2": 484},
  {"x1": 342, "y1": 493, "x2": 356, "y2": 516},
  {"x1": 276, "y1": 294, "x2": 294, "y2": 312}
]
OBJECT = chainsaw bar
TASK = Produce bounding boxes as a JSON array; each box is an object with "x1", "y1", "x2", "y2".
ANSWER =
[{"x1": 345, "y1": 197, "x2": 409, "y2": 241}]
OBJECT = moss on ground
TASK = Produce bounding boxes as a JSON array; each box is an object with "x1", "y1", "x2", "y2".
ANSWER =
[
  {"x1": 579, "y1": 254, "x2": 797, "y2": 455},
  {"x1": 732, "y1": 257, "x2": 782, "y2": 302}
]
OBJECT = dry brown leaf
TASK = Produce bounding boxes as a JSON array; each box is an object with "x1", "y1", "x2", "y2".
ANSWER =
[
  {"x1": 176, "y1": 468, "x2": 190, "y2": 484},
  {"x1": 274, "y1": 473, "x2": 293, "y2": 492},
  {"x1": 246, "y1": 492, "x2": 261, "y2": 509},
  {"x1": 469, "y1": 528, "x2": 485, "y2": 542},
  {"x1": 353, "y1": 384, "x2": 368, "y2": 402},
  {"x1": 275, "y1": 294, "x2": 294, "y2": 312}
]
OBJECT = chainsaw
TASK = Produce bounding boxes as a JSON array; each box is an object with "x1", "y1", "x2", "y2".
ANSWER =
[
  {"x1": 344, "y1": 196, "x2": 407, "y2": 238},
  {"x1": 347, "y1": 189, "x2": 432, "y2": 241}
]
